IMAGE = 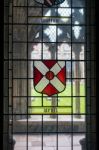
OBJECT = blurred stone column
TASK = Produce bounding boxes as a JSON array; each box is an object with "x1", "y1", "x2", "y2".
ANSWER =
[{"x1": 75, "y1": 53, "x2": 81, "y2": 118}]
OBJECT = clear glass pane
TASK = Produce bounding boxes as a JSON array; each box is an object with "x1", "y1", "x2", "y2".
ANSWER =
[
  {"x1": 13, "y1": 25, "x2": 27, "y2": 42},
  {"x1": 57, "y1": 43, "x2": 71, "y2": 60},
  {"x1": 73, "y1": 79, "x2": 85, "y2": 96},
  {"x1": 72, "y1": 8, "x2": 85, "y2": 24},
  {"x1": 72, "y1": 26, "x2": 85, "y2": 42},
  {"x1": 72, "y1": 44, "x2": 85, "y2": 60},
  {"x1": 58, "y1": 25, "x2": 71, "y2": 42},
  {"x1": 13, "y1": 61, "x2": 27, "y2": 78},
  {"x1": 13, "y1": 43, "x2": 27, "y2": 59},
  {"x1": 72, "y1": 0, "x2": 85, "y2": 7}
]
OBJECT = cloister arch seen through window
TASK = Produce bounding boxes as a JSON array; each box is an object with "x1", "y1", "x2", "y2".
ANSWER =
[{"x1": 3, "y1": 0, "x2": 96, "y2": 150}]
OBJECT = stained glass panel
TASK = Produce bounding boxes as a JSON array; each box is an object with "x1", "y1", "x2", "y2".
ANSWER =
[{"x1": 3, "y1": 0, "x2": 96, "y2": 150}]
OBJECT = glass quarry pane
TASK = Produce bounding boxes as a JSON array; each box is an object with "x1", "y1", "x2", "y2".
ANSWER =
[
  {"x1": 72, "y1": 0, "x2": 85, "y2": 7},
  {"x1": 13, "y1": 135, "x2": 27, "y2": 150},
  {"x1": 43, "y1": 43, "x2": 51, "y2": 59},
  {"x1": 13, "y1": 61, "x2": 27, "y2": 78},
  {"x1": 72, "y1": 44, "x2": 85, "y2": 60},
  {"x1": 4, "y1": 98, "x2": 8, "y2": 114},
  {"x1": 31, "y1": 43, "x2": 42, "y2": 59},
  {"x1": 72, "y1": 61, "x2": 85, "y2": 78},
  {"x1": 43, "y1": 50, "x2": 51, "y2": 59},
  {"x1": 42, "y1": 43, "x2": 57, "y2": 59},
  {"x1": 29, "y1": 18, "x2": 71, "y2": 25},
  {"x1": 58, "y1": 43, "x2": 71, "y2": 60},
  {"x1": 43, "y1": 134, "x2": 57, "y2": 148},
  {"x1": 73, "y1": 116, "x2": 86, "y2": 132},
  {"x1": 66, "y1": 61, "x2": 72, "y2": 80},
  {"x1": 13, "y1": 43, "x2": 27, "y2": 59},
  {"x1": 58, "y1": 97, "x2": 71, "y2": 106},
  {"x1": 58, "y1": 115, "x2": 72, "y2": 132},
  {"x1": 72, "y1": 8, "x2": 85, "y2": 24},
  {"x1": 4, "y1": 43, "x2": 8, "y2": 59},
  {"x1": 59, "y1": 0, "x2": 71, "y2": 7},
  {"x1": 3, "y1": 79, "x2": 8, "y2": 96},
  {"x1": 43, "y1": 8, "x2": 57, "y2": 16},
  {"x1": 13, "y1": 79, "x2": 27, "y2": 96},
  {"x1": 13, "y1": 7, "x2": 27, "y2": 23},
  {"x1": 57, "y1": 25, "x2": 71, "y2": 42},
  {"x1": 13, "y1": 118, "x2": 27, "y2": 133},
  {"x1": 4, "y1": 61, "x2": 8, "y2": 79},
  {"x1": 13, "y1": 25, "x2": 27, "y2": 42},
  {"x1": 57, "y1": 18, "x2": 71, "y2": 24},
  {"x1": 72, "y1": 26, "x2": 85, "y2": 42},
  {"x1": 28, "y1": 17, "x2": 42, "y2": 24},
  {"x1": 43, "y1": 97, "x2": 52, "y2": 106},
  {"x1": 28, "y1": 134, "x2": 42, "y2": 149},
  {"x1": 30, "y1": 97, "x2": 42, "y2": 106},
  {"x1": 43, "y1": 25, "x2": 57, "y2": 42},
  {"x1": 73, "y1": 79, "x2": 85, "y2": 96},
  {"x1": 4, "y1": 25, "x2": 8, "y2": 40},
  {"x1": 13, "y1": 0, "x2": 27, "y2": 6},
  {"x1": 28, "y1": 0, "x2": 41, "y2": 6},
  {"x1": 73, "y1": 98, "x2": 86, "y2": 114},
  {"x1": 30, "y1": 79, "x2": 42, "y2": 97},
  {"x1": 58, "y1": 8, "x2": 71, "y2": 17},
  {"x1": 58, "y1": 81, "x2": 71, "y2": 96},
  {"x1": 28, "y1": 61, "x2": 33, "y2": 78},
  {"x1": 13, "y1": 97, "x2": 27, "y2": 114},
  {"x1": 43, "y1": 115, "x2": 57, "y2": 132},
  {"x1": 29, "y1": 115, "x2": 42, "y2": 121},
  {"x1": 28, "y1": 25, "x2": 42, "y2": 42},
  {"x1": 58, "y1": 134, "x2": 71, "y2": 147},
  {"x1": 28, "y1": 8, "x2": 42, "y2": 16},
  {"x1": 73, "y1": 134, "x2": 85, "y2": 150}
]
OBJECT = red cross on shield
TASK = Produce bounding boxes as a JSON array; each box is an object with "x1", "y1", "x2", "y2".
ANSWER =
[{"x1": 33, "y1": 60, "x2": 66, "y2": 96}]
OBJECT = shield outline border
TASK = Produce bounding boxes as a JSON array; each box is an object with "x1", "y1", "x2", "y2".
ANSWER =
[{"x1": 33, "y1": 60, "x2": 66, "y2": 96}]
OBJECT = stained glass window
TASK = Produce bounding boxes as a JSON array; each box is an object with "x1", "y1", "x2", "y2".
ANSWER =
[{"x1": 3, "y1": 0, "x2": 96, "y2": 150}]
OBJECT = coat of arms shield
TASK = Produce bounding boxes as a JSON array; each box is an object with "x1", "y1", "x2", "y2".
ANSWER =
[
  {"x1": 34, "y1": 0, "x2": 65, "y2": 7},
  {"x1": 33, "y1": 60, "x2": 66, "y2": 96}
]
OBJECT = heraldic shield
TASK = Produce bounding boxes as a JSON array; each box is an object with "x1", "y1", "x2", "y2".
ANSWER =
[
  {"x1": 33, "y1": 60, "x2": 66, "y2": 96},
  {"x1": 35, "y1": 0, "x2": 65, "y2": 7}
]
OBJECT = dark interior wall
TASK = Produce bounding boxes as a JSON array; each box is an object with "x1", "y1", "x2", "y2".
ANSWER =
[{"x1": 86, "y1": 0, "x2": 96, "y2": 149}]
